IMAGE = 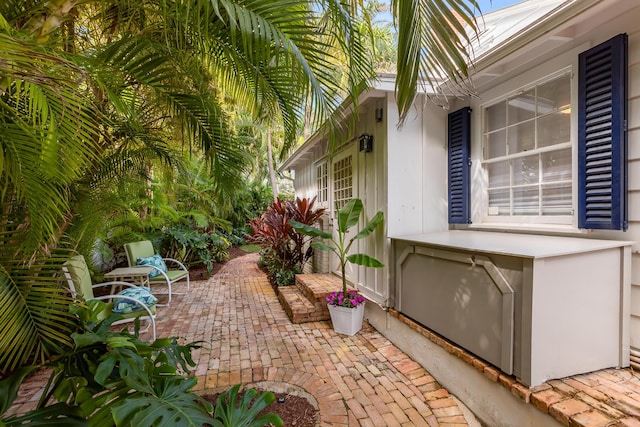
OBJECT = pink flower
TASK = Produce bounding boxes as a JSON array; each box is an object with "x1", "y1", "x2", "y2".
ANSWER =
[{"x1": 326, "y1": 290, "x2": 365, "y2": 308}]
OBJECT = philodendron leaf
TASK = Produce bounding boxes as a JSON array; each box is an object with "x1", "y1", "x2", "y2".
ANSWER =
[
  {"x1": 111, "y1": 376, "x2": 212, "y2": 426},
  {"x1": 289, "y1": 220, "x2": 332, "y2": 239},
  {"x1": 352, "y1": 211, "x2": 384, "y2": 240},
  {"x1": 347, "y1": 254, "x2": 384, "y2": 268},
  {"x1": 337, "y1": 199, "x2": 363, "y2": 233},
  {"x1": 212, "y1": 385, "x2": 283, "y2": 427}
]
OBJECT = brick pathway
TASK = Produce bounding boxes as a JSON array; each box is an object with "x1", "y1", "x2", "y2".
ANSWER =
[{"x1": 8, "y1": 252, "x2": 477, "y2": 426}]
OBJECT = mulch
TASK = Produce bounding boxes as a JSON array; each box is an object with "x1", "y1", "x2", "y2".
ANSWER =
[{"x1": 201, "y1": 390, "x2": 319, "y2": 427}]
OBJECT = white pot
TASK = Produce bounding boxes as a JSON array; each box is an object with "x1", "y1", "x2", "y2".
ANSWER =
[{"x1": 327, "y1": 302, "x2": 365, "y2": 336}]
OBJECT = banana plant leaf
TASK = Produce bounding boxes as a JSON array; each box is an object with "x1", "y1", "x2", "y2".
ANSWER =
[
  {"x1": 310, "y1": 241, "x2": 334, "y2": 252},
  {"x1": 347, "y1": 253, "x2": 384, "y2": 268},
  {"x1": 352, "y1": 211, "x2": 384, "y2": 240},
  {"x1": 337, "y1": 199, "x2": 363, "y2": 233},
  {"x1": 288, "y1": 220, "x2": 332, "y2": 239}
]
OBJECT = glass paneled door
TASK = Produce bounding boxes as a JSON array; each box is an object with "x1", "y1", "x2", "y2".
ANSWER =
[{"x1": 331, "y1": 148, "x2": 356, "y2": 277}]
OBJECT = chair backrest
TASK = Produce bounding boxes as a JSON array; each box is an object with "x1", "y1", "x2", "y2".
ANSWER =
[
  {"x1": 124, "y1": 240, "x2": 155, "y2": 266},
  {"x1": 63, "y1": 255, "x2": 94, "y2": 300}
]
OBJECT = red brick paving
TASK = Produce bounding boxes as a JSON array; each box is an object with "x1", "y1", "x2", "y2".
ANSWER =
[
  {"x1": 12, "y1": 252, "x2": 640, "y2": 427},
  {"x1": 6, "y1": 253, "x2": 474, "y2": 426}
]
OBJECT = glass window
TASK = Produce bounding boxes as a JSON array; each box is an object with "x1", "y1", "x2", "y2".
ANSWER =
[
  {"x1": 333, "y1": 155, "x2": 353, "y2": 216},
  {"x1": 482, "y1": 72, "x2": 572, "y2": 219},
  {"x1": 316, "y1": 162, "x2": 328, "y2": 203}
]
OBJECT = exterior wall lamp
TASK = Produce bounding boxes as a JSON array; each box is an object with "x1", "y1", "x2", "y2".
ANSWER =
[
  {"x1": 359, "y1": 133, "x2": 373, "y2": 153},
  {"x1": 375, "y1": 107, "x2": 383, "y2": 122}
]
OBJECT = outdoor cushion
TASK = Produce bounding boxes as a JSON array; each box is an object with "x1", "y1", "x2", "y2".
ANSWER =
[
  {"x1": 136, "y1": 254, "x2": 167, "y2": 278},
  {"x1": 148, "y1": 269, "x2": 188, "y2": 282},
  {"x1": 113, "y1": 287, "x2": 158, "y2": 314}
]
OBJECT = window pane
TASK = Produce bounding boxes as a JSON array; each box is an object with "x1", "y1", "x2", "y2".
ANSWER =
[
  {"x1": 488, "y1": 161, "x2": 510, "y2": 188},
  {"x1": 485, "y1": 130, "x2": 506, "y2": 159},
  {"x1": 481, "y1": 72, "x2": 572, "y2": 221},
  {"x1": 542, "y1": 183, "x2": 572, "y2": 215},
  {"x1": 538, "y1": 113, "x2": 570, "y2": 147},
  {"x1": 508, "y1": 90, "x2": 536, "y2": 125},
  {"x1": 513, "y1": 187, "x2": 539, "y2": 215},
  {"x1": 537, "y1": 74, "x2": 571, "y2": 113},
  {"x1": 508, "y1": 120, "x2": 535, "y2": 153},
  {"x1": 485, "y1": 102, "x2": 506, "y2": 131},
  {"x1": 542, "y1": 149, "x2": 572, "y2": 183},
  {"x1": 513, "y1": 154, "x2": 539, "y2": 185},
  {"x1": 488, "y1": 189, "x2": 510, "y2": 215}
]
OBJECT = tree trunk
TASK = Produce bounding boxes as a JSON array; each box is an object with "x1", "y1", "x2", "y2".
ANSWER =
[{"x1": 266, "y1": 130, "x2": 279, "y2": 202}]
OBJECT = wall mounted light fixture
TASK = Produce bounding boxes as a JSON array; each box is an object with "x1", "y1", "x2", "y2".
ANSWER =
[
  {"x1": 359, "y1": 133, "x2": 373, "y2": 153},
  {"x1": 375, "y1": 107, "x2": 383, "y2": 122}
]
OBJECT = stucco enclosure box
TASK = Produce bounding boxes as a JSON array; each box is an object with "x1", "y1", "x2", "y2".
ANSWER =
[{"x1": 392, "y1": 231, "x2": 632, "y2": 387}]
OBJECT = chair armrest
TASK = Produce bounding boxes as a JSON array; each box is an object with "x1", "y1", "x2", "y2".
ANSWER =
[
  {"x1": 92, "y1": 281, "x2": 143, "y2": 290},
  {"x1": 162, "y1": 258, "x2": 188, "y2": 272},
  {"x1": 92, "y1": 295, "x2": 156, "y2": 316}
]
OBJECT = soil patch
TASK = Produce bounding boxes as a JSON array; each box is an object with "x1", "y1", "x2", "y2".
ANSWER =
[
  {"x1": 188, "y1": 246, "x2": 248, "y2": 281},
  {"x1": 202, "y1": 381, "x2": 319, "y2": 426}
]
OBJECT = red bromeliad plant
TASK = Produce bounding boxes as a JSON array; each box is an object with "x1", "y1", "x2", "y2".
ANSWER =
[{"x1": 249, "y1": 197, "x2": 326, "y2": 283}]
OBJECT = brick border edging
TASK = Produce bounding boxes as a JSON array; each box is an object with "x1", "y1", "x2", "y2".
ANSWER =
[
  {"x1": 388, "y1": 309, "x2": 640, "y2": 427},
  {"x1": 194, "y1": 367, "x2": 348, "y2": 425}
]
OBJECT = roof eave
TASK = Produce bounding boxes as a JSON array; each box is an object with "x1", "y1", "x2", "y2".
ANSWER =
[{"x1": 470, "y1": 0, "x2": 602, "y2": 75}]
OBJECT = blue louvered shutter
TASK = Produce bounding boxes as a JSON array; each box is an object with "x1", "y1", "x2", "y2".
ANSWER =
[
  {"x1": 448, "y1": 107, "x2": 471, "y2": 224},
  {"x1": 578, "y1": 34, "x2": 628, "y2": 230}
]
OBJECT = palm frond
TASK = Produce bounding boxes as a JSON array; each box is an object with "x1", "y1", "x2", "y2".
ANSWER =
[
  {"x1": 394, "y1": 0, "x2": 481, "y2": 124},
  {"x1": 0, "y1": 248, "x2": 76, "y2": 377}
]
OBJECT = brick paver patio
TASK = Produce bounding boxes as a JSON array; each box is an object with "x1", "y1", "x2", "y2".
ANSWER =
[{"x1": 7, "y1": 252, "x2": 477, "y2": 426}]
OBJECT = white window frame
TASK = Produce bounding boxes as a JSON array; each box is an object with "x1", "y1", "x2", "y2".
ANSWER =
[
  {"x1": 476, "y1": 67, "x2": 577, "y2": 227},
  {"x1": 315, "y1": 160, "x2": 328, "y2": 206}
]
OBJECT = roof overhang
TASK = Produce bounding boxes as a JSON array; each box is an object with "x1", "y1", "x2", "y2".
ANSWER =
[{"x1": 279, "y1": 73, "x2": 436, "y2": 172}]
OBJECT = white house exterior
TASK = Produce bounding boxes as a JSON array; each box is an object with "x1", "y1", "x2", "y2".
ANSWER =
[{"x1": 281, "y1": 0, "x2": 640, "y2": 398}]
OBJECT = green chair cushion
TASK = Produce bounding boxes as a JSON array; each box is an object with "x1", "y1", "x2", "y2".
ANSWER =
[{"x1": 148, "y1": 269, "x2": 188, "y2": 282}]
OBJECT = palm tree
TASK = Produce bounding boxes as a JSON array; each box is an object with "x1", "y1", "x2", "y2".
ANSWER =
[
  {"x1": 0, "y1": 0, "x2": 376, "y2": 375},
  {"x1": 0, "y1": 0, "x2": 484, "y2": 376},
  {"x1": 393, "y1": 0, "x2": 482, "y2": 124}
]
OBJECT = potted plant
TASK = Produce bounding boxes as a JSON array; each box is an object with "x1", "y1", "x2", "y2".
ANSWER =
[{"x1": 290, "y1": 198, "x2": 384, "y2": 335}]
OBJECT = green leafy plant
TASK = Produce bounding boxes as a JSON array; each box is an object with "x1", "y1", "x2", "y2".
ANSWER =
[
  {"x1": 249, "y1": 197, "x2": 326, "y2": 286},
  {"x1": 289, "y1": 198, "x2": 384, "y2": 305},
  {"x1": 211, "y1": 384, "x2": 283, "y2": 427},
  {"x1": 163, "y1": 222, "x2": 231, "y2": 273},
  {"x1": 0, "y1": 300, "x2": 211, "y2": 426}
]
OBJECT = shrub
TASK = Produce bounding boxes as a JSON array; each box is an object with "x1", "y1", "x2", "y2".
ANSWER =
[
  {"x1": 249, "y1": 197, "x2": 325, "y2": 285},
  {"x1": 163, "y1": 221, "x2": 231, "y2": 273}
]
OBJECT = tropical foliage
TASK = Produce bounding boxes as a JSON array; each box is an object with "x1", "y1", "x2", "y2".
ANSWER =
[
  {"x1": 290, "y1": 198, "x2": 384, "y2": 303},
  {"x1": 211, "y1": 384, "x2": 284, "y2": 427},
  {"x1": 0, "y1": 301, "x2": 282, "y2": 426},
  {"x1": 249, "y1": 197, "x2": 326, "y2": 286},
  {"x1": 0, "y1": 0, "x2": 376, "y2": 376},
  {"x1": 393, "y1": 0, "x2": 482, "y2": 123},
  {"x1": 0, "y1": 0, "x2": 486, "y2": 410}
]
